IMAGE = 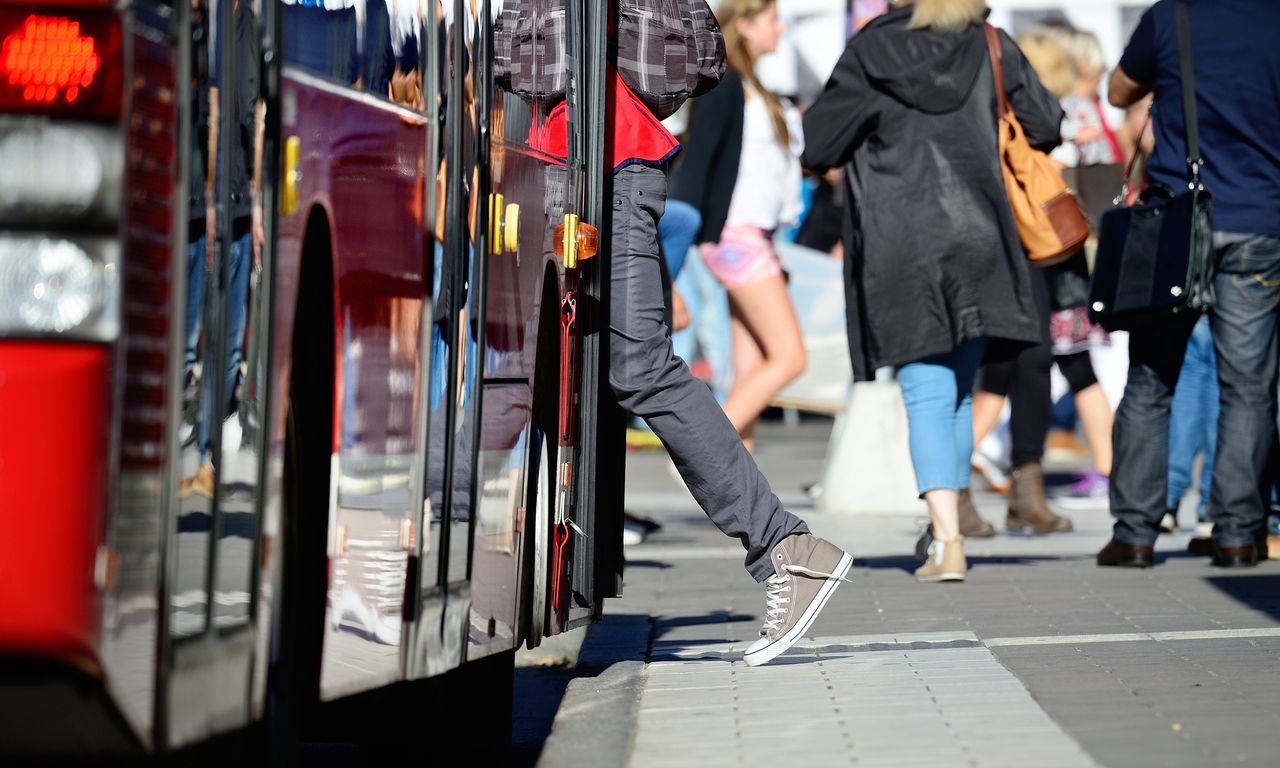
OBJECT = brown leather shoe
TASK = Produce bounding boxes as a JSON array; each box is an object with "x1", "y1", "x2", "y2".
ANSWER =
[
  {"x1": 1007, "y1": 463, "x2": 1073, "y2": 534},
  {"x1": 1211, "y1": 529, "x2": 1269, "y2": 568},
  {"x1": 958, "y1": 489, "x2": 997, "y2": 538},
  {"x1": 1097, "y1": 538, "x2": 1155, "y2": 567},
  {"x1": 1211, "y1": 542, "x2": 1259, "y2": 568}
]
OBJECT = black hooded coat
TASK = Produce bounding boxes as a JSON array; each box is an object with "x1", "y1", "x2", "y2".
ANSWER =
[{"x1": 801, "y1": 7, "x2": 1064, "y2": 380}]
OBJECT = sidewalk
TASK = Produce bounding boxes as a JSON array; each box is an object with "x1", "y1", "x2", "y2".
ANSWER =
[{"x1": 534, "y1": 420, "x2": 1280, "y2": 768}]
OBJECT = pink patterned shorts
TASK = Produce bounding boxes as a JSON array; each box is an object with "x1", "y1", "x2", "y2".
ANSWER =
[{"x1": 700, "y1": 225, "x2": 783, "y2": 289}]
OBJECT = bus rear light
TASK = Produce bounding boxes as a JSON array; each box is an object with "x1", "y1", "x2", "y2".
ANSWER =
[
  {"x1": 0, "y1": 234, "x2": 119, "y2": 340},
  {"x1": 0, "y1": 8, "x2": 120, "y2": 119}
]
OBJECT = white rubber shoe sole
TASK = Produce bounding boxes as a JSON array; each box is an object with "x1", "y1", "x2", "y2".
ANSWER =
[
  {"x1": 742, "y1": 551, "x2": 853, "y2": 667},
  {"x1": 916, "y1": 570, "x2": 966, "y2": 583}
]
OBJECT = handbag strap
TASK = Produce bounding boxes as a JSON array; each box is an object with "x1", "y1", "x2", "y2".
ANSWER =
[
  {"x1": 984, "y1": 24, "x2": 1010, "y2": 117},
  {"x1": 1175, "y1": 0, "x2": 1203, "y2": 187}
]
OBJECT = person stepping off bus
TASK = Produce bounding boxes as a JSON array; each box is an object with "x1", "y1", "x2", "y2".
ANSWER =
[{"x1": 502, "y1": 0, "x2": 853, "y2": 665}]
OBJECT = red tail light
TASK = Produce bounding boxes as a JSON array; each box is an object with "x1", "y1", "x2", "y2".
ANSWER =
[{"x1": 0, "y1": 7, "x2": 120, "y2": 118}]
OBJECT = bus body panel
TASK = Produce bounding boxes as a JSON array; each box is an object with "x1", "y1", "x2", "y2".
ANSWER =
[{"x1": 0, "y1": 343, "x2": 111, "y2": 667}]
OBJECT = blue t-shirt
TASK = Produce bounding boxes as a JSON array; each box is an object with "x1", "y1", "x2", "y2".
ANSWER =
[{"x1": 1118, "y1": 0, "x2": 1280, "y2": 236}]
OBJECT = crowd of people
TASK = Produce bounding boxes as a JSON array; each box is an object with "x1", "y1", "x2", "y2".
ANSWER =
[{"x1": 598, "y1": 0, "x2": 1280, "y2": 665}]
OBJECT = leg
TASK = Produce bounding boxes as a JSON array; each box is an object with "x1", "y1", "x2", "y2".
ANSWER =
[
  {"x1": 971, "y1": 390, "x2": 1006, "y2": 447},
  {"x1": 1109, "y1": 315, "x2": 1198, "y2": 547},
  {"x1": 184, "y1": 234, "x2": 206, "y2": 380},
  {"x1": 656, "y1": 198, "x2": 701, "y2": 282},
  {"x1": 1209, "y1": 234, "x2": 1280, "y2": 549},
  {"x1": 1059, "y1": 351, "x2": 1112, "y2": 475},
  {"x1": 1168, "y1": 315, "x2": 1212, "y2": 513},
  {"x1": 728, "y1": 312, "x2": 765, "y2": 449},
  {"x1": 607, "y1": 165, "x2": 807, "y2": 582},
  {"x1": 951, "y1": 339, "x2": 988, "y2": 492},
  {"x1": 720, "y1": 275, "x2": 807, "y2": 437},
  {"x1": 1197, "y1": 320, "x2": 1220, "y2": 519},
  {"x1": 899, "y1": 339, "x2": 987, "y2": 542}
]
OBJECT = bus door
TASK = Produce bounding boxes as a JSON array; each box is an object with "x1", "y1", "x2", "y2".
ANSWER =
[
  {"x1": 416, "y1": 0, "x2": 488, "y2": 670},
  {"x1": 556, "y1": 0, "x2": 622, "y2": 635},
  {"x1": 161, "y1": 0, "x2": 278, "y2": 745}
]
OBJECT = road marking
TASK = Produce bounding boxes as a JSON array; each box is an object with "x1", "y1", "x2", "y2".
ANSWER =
[
  {"x1": 663, "y1": 628, "x2": 1280, "y2": 660},
  {"x1": 984, "y1": 627, "x2": 1280, "y2": 647}
]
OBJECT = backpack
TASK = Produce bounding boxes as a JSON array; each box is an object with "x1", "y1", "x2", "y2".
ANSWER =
[{"x1": 494, "y1": 0, "x2": 725, "y2": 119}]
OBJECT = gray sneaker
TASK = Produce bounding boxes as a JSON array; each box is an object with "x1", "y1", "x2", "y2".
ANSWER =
[{"x1": 743, "y1": 534, "x2": 852, "y2": 667}]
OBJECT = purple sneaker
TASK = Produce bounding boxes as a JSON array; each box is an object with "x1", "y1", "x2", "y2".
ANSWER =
[{"x1": 1056, "y1": 470, "x2": 1109, "y2": 509}]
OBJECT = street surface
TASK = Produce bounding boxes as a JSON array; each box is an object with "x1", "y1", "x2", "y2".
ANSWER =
[{"x1": 516, "y1": 418, "x2": 1280, "y2": 768}]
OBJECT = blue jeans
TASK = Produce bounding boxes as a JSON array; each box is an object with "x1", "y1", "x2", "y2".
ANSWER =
[
  {"x1": 1112, "y1": 232, "x2": 1280, "y2": 548},
  {"x1": 657, "y1": 198, "x2": 700, "y2": 281},
  {"x1": 1167, "y1": 314, "x2": 1218, "y2": 517},
  {"x1": 196, "y1": 232, "x2": 252, "y2": 460},
  {"x1": 672, "y1": 246, "x2": 733, "y2": 402},
  {"x1": 1207, "y1": 232, "x2": 1280, "y2": 547},
  {"x1": 898, "y1": 338, "x2": 988, "y2": 495},
  {"x1": 184, "y1": 234, "x2": 207, "y2": 380}
]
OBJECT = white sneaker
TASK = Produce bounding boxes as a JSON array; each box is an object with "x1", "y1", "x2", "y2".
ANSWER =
[
  {"x1": 622, "y1": 520, "x2": 646, "y2": 546},
  {"x1": 743, "y1": 534, "x2": 852, "y2": 667}
]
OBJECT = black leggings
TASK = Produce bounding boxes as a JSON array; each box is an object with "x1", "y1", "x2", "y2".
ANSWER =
[
  {"x1": 1055, "y1": 350, "x2": 1098, "y2": 393},
  {"x1": 979, "y1": 271, "x2": 1102, "y2": 467},
  {"x1": 978, "y1": 269, "x2": 1052, "y2": 469}
]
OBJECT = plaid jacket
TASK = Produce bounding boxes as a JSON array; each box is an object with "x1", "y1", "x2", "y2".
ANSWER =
[{"x1": 494, "y1": 0, "x2": 725, "y2": 119}]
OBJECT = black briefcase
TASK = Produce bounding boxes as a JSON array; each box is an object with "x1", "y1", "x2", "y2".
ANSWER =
[
  {"x1": 1088, "y1": 184, "x2": 1214, "y2": 330},
  {"x1": 1087, "y1": 0, "x2": 1216, "y2": 332}
]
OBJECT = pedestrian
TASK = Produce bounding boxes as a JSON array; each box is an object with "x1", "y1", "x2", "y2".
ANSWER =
[
  {"x1": 506, "y1": 0, "x2": 853, "y2": 665},
  {"x1": 1099, "y1": 0, "x2": 1280, "y2": 569},
  {"x1": 669, "y1": 0, "x2": 808, "y2": 454},
  {"x1": 1165, "y1": 314, "x2": 1218, "y2": 543},
  {"x1": 802, "y1": 0, "x2": 1064, "y2": 582}
]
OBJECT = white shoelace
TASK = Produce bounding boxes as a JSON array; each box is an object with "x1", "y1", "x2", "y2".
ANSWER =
[{"x1": 760, "y1": 564, "x2": 853, "y2": 633}]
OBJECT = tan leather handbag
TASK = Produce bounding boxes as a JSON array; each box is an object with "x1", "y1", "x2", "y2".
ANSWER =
[{"x1": 985, "y1": 24, "x2": 1087, "y2": 267}]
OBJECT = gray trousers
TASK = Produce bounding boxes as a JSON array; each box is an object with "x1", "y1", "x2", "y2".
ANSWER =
[{"x1": 608, "y1": 164, "x2": 807, "y2": 581}]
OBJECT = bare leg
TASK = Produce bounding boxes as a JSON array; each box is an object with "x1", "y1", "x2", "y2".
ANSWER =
[
  {"x1": 971, "y1": 391, "x2": 1005, "y2": 447},
  {"x1": 721, "y1": 275, "x2": 806, "y2": 438},
  {"x1": 1074, "y1": 383, "x2": 1114, "y2": 476},
  {"x1": 730, "y1": 312, "x2": 765, "y2": 451},
  {"x1": 925, "y1": 489, "x2": 960, "y2": 542}
]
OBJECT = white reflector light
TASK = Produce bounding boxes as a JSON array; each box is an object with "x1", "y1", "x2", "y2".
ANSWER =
[
  {"x1": 0, "y1": 236, "x2": 108, "y2": 334},
  {"x1": 0, "y1": 123, "x2": 105, "y2": 218}
]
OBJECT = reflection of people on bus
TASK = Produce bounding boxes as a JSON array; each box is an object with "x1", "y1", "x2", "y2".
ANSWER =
[
  {"x1": 427, "y1": 0, "x2": 481, "y2": 518},
  {"x1": 180, "y1": 0, "x2": 264, "y2": 498}
]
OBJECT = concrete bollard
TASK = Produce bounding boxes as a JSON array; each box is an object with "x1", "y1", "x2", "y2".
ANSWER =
[{"x1": 814, "y1": 376, "x2": 922, "y2": 516}]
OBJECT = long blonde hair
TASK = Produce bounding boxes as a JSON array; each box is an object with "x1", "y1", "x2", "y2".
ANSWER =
[
  {"x1": 907, "y1": 0, "x2": 986, "y2": 33},
  {"x1": 717, "y1": 0, "x2": 789, "y2": 147}
]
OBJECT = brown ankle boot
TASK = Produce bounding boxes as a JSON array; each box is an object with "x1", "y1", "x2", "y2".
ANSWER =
[
  {"x1": 1007, "y1": 462, "x2": 1073, "y2": 534},
  {"x1": 958, "y1": 489, "x2": 996, "y2": 538}
]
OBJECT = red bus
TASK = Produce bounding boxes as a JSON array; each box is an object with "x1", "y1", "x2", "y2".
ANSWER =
[{"x1": 0, "y1": 0, "x2": 622, "y2": 756}]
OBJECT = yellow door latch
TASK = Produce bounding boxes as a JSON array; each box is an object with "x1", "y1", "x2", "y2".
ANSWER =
[
  {"x1": 281, "y1": 136, "x2": 300, "y2": 216},
  {"x1": 553, "y1": 213, "x2": 598, "y2": 270},
  {"x1": 487, "y1": 193, "x2": 522, "y2": 255}
]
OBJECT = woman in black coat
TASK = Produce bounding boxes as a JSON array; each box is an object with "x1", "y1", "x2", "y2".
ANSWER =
[{"x1": 801, "y1": 0, "x2": 1064, "y2": 582}]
